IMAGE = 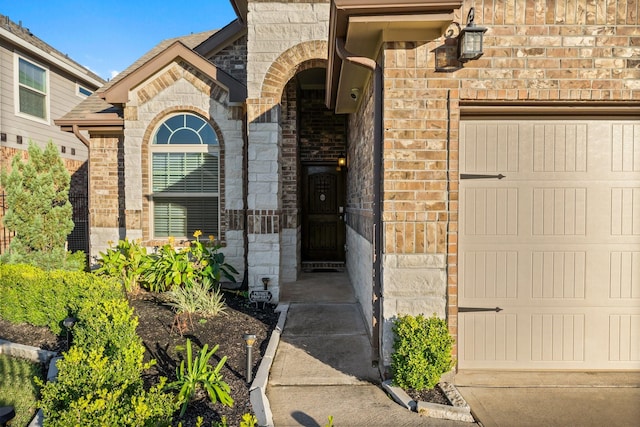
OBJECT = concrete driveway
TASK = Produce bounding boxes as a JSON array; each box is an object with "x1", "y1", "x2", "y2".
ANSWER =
[{"x1": 455, "y1": 371, "x2": 640, "y2": 427}]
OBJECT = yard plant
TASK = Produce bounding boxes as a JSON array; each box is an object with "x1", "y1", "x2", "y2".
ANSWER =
[
  {"x1": 170, "y1": 338, "x2": 234, "y2": 417},
  {"x1": 0, "y1": 141, "x2": 84, "y2": 271},
  {"x1": 391, "y1": 314, "x2": 454, "y2": 391}
]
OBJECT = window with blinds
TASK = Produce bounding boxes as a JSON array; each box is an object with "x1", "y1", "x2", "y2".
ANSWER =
[
  {"x1": 151, "y1": 113, "x2": 219, "y2": 238},
  {"x1": 18, "y1": 57, "x2": 48, "y2": 120}
]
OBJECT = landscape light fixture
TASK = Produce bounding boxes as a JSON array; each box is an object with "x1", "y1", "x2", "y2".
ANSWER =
[
  {"x1": 243, "y1": 334, "x2": 257, "y2": 383},
  {"x1": 457, "y1": 7, "x2": 487, "y2": 62},
  {"x1": 63, "y1": 316, "x2": 77, "y2": 350}
]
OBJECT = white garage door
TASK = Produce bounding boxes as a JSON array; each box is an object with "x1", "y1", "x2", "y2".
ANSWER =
[{"x1": 459, "y1": 118, "x2": 640, "y2": 370}]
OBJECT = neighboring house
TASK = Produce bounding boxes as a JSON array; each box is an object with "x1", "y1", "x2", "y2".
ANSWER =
[
  {"x1": 0, "y1": 14, "x2": 106, "y2": 252},
  {"x1": 57, "y1": 0, "x2": 640, "y2": 374}
]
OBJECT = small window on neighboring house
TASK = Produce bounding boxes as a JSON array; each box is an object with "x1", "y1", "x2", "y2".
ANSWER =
[
  {"x1": 150, "y1": 113, "x2": 219, "y2": 239},
  {"x1": 77, "y1": 84, "x2": 92, "y2": 97},
  {"x1": 17, "y1": 57, "x2": 48, "y2": 121}
]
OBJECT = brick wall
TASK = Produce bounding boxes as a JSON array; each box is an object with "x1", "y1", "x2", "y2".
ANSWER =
[
  {"x1": 378, "y1": 0, "x2": 640, "y2": 363},
  {"x1": 1, "y1": 146, "x2": 87, "y2": 195},
  {"x1": 299, "y1": 88, "x2": 347, "y2": 163},
  {"x1": 210, "y1": 35, "x2": 248, "y2": 86}
]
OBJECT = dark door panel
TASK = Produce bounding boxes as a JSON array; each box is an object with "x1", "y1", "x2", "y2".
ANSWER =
[{"x1": 302, "y1": 164, "x2": 345, "y2": 261}]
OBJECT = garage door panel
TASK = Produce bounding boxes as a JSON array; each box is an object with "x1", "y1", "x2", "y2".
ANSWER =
[
  {"x1": 460, "y1": 313, "x2": 518, "y2": 364},
  {"x1": 532, "y1": 187, "x2": 587, "y2": 236},
  {"x1": 611, "y1": 123, "x2": 640, "y2": 172},
  {"x1": 609, "y1": 314, "x2": 640, "y2": 362},
  {"x1": 611, "y1": 187, "x2": 640, "y2": 235},
  {"x1": 460, "y1": 118, "x2": 640, "y2": 370},
  {"x1": 533, "y1": 123, "x2": 588, "y2": 173},
  {"x1": 610, "y1": 251, "x2": 640, "y2": 299}
]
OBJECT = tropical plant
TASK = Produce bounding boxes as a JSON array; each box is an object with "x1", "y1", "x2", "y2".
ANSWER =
[
  {"x1": 144, "y1": 238, "x2": 195, "y2": 292},
  {"x1": 169, "y1": 339, "x2": 233, "y2": 417},
  {"x1": 144, "y1": 231, "x2": 238, "y2": 292},
  {"x1": 190, "y1": 231, "x2": 239, "y2": 284},
  {"x1": 391, "y1": 314, "x2": 454, "y2": 391},
  {"x1": 0, "y1": 141, "x2": 83, "y2": 270},
  {"x1": 95, "y1": 238, "x2": 151, "y2": 293}
]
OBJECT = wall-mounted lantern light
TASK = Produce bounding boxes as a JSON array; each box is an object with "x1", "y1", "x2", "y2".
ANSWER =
[
  {"x1": 457, "y1": 8, "x2": 487, "y2": 62},
  {"x1": 337, "y1": 153, "x2": 347, "y2": 170}
]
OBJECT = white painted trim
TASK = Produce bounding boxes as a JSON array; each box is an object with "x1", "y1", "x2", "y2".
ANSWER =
[{"x1": 14, "y1": 53, "x2": 50, "y2": 125}]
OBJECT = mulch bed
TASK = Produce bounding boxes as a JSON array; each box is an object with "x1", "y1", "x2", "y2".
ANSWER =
[
  {"x1": 405, "y1": 385, "x2": 452, "y2": 406},
  {"x1": 0, "y1": 289, "x2": 279, "y2": 427}
]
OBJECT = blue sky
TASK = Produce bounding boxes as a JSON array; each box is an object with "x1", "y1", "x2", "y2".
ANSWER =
[{"x1": 1, "y1": 0, "x2": 237, "y2": 81}]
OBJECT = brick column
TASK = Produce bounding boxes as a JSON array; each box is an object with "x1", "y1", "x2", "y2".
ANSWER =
[{"x1": 87, "y1": 134, "x2": 124, "y2": 262}]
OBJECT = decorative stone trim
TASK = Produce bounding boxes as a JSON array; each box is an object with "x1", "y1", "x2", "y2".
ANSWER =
[{"x1": 248, "y1": 210, "x2": 280, "y2": 234}]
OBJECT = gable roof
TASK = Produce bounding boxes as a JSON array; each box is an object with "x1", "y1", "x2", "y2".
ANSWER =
[
  {"x1": 0, "y1": 13, "x2": 105, "y2": 87},
  {"x1": 100, "y1": 39, "x2": 247, "y2": 104}
]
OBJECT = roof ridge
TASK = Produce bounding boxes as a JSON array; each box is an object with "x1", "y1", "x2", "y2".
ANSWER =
[{"x1": 0, "y1": 13, "x2": 105, "y2": 84}]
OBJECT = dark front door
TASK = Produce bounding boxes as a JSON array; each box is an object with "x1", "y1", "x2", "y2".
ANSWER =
[{"x1": 302, "y1": 164, "x2": 345, "y2": 262}]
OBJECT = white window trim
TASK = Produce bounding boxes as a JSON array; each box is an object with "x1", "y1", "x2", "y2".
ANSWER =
[
  {"x1": 76, "y1": 83, "x2": 92, "y2": 98},
  {"x1": 149, "y1": 114, "x2": 221, "y2": 240},
  {"x1": 14, "y1": 53, "x2": 50, "y2": 124}
]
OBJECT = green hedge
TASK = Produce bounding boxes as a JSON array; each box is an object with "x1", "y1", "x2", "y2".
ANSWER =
[
  {"x1": 37, "y1": 297, "x2": 176, "y2": 426},
  {"x1": 0, "y1": 264, "x2": 123, "y2": 335}
]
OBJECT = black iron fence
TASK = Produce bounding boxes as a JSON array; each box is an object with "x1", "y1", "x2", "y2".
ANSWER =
[{"x1": 0, "y1": 192, "x2": 89, "y2": 256}]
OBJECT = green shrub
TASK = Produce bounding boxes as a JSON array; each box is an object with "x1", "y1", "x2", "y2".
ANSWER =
[
  {"x1": 391, "y1": 314, "x2": 454, "y2": 391},
  {"x1": 38, "y1": 297, "x2": 176, "y2": 426},
  {"x1": 38, "y1": 347, "x2": 175, "y2": 427},
  {"x1": 0, "y1": 264, "x2": 122, "y2": 334},
  {"x1": 95, "y1": 238, "x2": 151, "y2": 293}
]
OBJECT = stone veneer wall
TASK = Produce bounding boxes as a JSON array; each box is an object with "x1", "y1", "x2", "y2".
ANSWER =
[
  {"x1": 85, "y1": 61, "x2": 245, "y2": 273},
  {"x1": 245, "y1": 1, "x2": 330, "y2": 296},
  {"x1": 345, "y1": 78, "x2": 375, "y2": 337},
  {"x1": 378, "y1": 0, "x2": 640, "y2": 366}
]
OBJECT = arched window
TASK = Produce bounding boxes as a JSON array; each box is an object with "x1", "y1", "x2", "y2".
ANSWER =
[{"x1": 150, "y1": 113, "x2": 219, "y2": 238}]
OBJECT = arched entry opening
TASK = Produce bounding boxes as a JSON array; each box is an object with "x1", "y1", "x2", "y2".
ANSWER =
[{"x1": 280, "y1": 66, "x2": 347, "y2": 278}]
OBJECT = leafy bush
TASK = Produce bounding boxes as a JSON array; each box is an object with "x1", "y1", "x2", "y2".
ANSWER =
[
  {"x1": 391, "y1": 314, "x2": 454, "y2": 391},
  {"x1": 170, "y1": 338, "x2": 233, "y2": 417},
  {"x1": 144, "y1": 239, "x2": 194, "y2": 292},
  {"x1": 95, "y1": 238, "x2": 151, "y2": 293},
  {"x1": 37, "y1": 297, "x2": 176, "y2": 426},
  {"x1": 144, "y1": 232, "x2": 238, "y2": 292},
  {"x1": 38, "y1": 347, "x2": 175, "y2": 427},
  {"x1": 0, "y1": 264, "x2": 122, "y2": 334}
]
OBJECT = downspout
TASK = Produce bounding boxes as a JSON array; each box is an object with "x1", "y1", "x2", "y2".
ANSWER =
[
  {"x1": 335, "y1": 38, "x2": 384, "y2": 367},
  {"x1": 72, "y1": 124, "x2": 90, "y2": 148},
  {"x1": 241, "y1": 105, "x2": 249, "y2": 290}
]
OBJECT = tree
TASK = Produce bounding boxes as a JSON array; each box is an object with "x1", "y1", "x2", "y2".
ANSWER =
[{"x1": 1, "y1": 141, "x2": 83, "y2": 270}]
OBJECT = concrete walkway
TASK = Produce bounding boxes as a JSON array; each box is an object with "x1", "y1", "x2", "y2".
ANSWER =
[{"x1": 267, "y1": 271, "x2": 471, "y2": 426}]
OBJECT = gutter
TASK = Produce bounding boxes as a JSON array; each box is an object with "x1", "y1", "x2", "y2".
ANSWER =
[{"x1": 335, "y1": 38, "x2": 384, "y2": 367}]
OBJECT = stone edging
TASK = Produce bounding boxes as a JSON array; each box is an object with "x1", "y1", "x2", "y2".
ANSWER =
[
  {"x1": 249, "y1": 303, "x2": 288, "y2": 427},
  {"x1": 382, "y1": 379, "x2": 475, "y2": 423},
  {"x1": 0, "y1": 339, "x2": 59, "y2": 427}
]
